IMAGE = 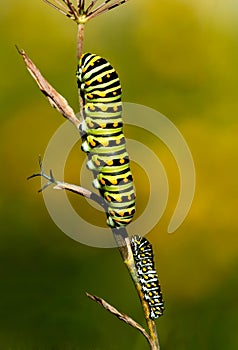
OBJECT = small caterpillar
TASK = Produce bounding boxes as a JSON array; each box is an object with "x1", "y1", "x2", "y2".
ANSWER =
[
  {"x1": 130, "y1": 235, "x2": 164, "y2": 319},
  {"x1": 76, "y1": 53, "x2": 136, "y2": 228}
]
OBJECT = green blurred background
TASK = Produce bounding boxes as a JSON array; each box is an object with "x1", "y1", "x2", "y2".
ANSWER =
[{"x1": 1, "y1": 0, "x2": 238, "y2": 348}]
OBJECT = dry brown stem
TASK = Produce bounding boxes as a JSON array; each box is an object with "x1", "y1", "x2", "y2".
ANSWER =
[
  {"x1": 17, "y1": 47, "x2": 80, "y2": 128},
  {"x1": 86, "y1": 292, "x2": 155, "y2": 349}
]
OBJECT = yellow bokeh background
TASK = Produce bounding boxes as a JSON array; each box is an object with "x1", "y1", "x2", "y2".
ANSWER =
[{"x1": 1, "y1": 0, "x2": 238, "y2": 348}]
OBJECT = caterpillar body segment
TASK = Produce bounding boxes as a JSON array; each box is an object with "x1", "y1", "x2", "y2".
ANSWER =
[{"x1": 77, "y1": 53, "x2": 135, "y2": 228}]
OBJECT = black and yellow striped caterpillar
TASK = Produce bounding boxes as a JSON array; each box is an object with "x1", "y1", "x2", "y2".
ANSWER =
[
  {"x1": 130, "y1": 235, "x2": 164, "y2": 319},
  {"x1": 76, "y1": 53, "x2": 136, "y2": 228}
]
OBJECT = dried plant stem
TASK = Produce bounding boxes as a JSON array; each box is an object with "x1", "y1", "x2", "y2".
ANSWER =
[
  {"x1": 17, "y1": 48, "x2": 80, "y2": 128},
  {"x1": 77, "y1": 23, "x2": 85, "y2": 113},
  {"x1": 77, "y1": 23, "x2": 84, "y2": 60},
  {"x1": 86, "y1": 292, "x2": 155, "y2": 349}
]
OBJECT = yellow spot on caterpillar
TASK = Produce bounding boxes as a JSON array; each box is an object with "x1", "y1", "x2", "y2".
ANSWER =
[
  {"x1": 113, "y1": 106, "x2": 118, "y2": 111},
  {"x1": 118, "y1": 211, "x2": 124, "y2": 217},
  {"x1": 90, "y1": 140, "x2": 96, "y2": 147},
  {"x1": 110, "y1": 210, "x2": 115, "y2": 216},
  {"x1": 128, "y1": 195, "x2": 131, "y2": 200},
  {"x1": 88, "y1": 122, "x2": 94, "y2": 128},
  {"x1": 86, "y1": 81, "x2": 91, "y2": 86},
  {"x1": 113, "y1": 91, "x2": 117, "y2": 95},
  {"x1": 100, "y1": 178, "x2": 106, "y2": 185},
  {"x1": 95, "y1": 159, "x2": 101, "y2": 166},
  {"x1": 107, "y1": 74, "x2": 110, "y2": 78},
  {"x1": 91, "y1": 62, "x2": 94, "y2": 66},
  {"x1": 105, "y1": 195, "x2": 111, "y2": 202},
  {"x1": 97, "y1": 77, "x2": 102, "y2": 83},
  {"x1": 116, "y1": 139, "x2": 121, "y2": 145},
  {"x1": 87, "y1": 93, "x2": 93, "y2": 99},
  {"x1": 88, "y1": 104, "x2": 95, "y2": 110},
  {"x1": 100, "y1": 123, "x2": 106, "y2": 128},
  {"x1": 101, "y1": 105, "x2": 108, "y2": 112},
  {"x1": 119, "y1": 158, "x2": 125, "y2": 164},
  {"x1": 106, "y1": 160, "x2": 113, "y2": 166},
  {"x1": 123, "y1": 178, "x2": 129, "y2": 183},
  {"x1": 113, "y1": 122, "x2": 118, "y2": 127},
  {"x1": 82, "y1": 68, "x2": 86, "y2": 73}
]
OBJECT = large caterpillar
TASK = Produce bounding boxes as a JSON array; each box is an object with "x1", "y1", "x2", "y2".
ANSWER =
[
  {"x1": 76, "y1": 53, "x2": 136, "y2": 228},
  {"x1": 130, "y1": 235, "x2": 164, "y2": 319}
]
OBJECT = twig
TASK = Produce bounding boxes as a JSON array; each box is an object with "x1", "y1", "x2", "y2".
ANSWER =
[
  {"x1": 42, "y1": 0, "x2": 69, "y2": 17},
  {"x1": 77, "y1": 23, "x2": 85, "y2": 60},
  {"x1": 16, "y1": 47, "x2": 80, "y2": 129},
  {"x1": 77, "y1": 22, "x2": 85, "y2": 112},
  {"x1": 86, "y1": 292, "x2": 155, "y2": 349},
  {"x1": 27, "y1": 156, "x2": 107, "y2": 209},
  {"x1": 86, "y1": 0, "x2": 129, "y2": 20}
]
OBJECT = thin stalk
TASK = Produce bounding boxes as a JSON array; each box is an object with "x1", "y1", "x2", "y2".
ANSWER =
[
  {"x1": 77, "y1": 23, "x2": 84, "y2": 61},
  {"x1": 86, "y1": 0, "x2": 99, "y2": 15},
  {"x1": 86, "y1": 0, "x2": 128, "y2": 20},
  {"x1": 42, "y1": 0, "x2": 68, "y2": 16},
  {"x1": 86, "y1": 292, "x2": 155, "y2": 349},
  {"x1": 80, "y1": 0, "x2": 85, "y2": 13},
  {"x1": 76, "y1": 23, "x2": 85, "y2": 113}
]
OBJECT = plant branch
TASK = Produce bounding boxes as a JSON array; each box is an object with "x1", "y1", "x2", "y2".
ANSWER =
[
  {"x1": 76, "y1": 23, "x2": 85, "y2": 113},
  {"x1": 77, "y1": 23, "x2": 85, "y2": 60},
  {"x1": 42, "y1": 0, "x2": 69, "y2": 17},
  {"x1": 27, "y1": 156, "x2": 107, "y2": 209},
  {"x1": 17, "y1": 47, "x2": 80, "y2": 129},
  {"x1": 86, "y1": 292, "x2": 155, "y2": 349},
  {"x1": 86, "y1": 0, "x2": 129, "y2": 20}
]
